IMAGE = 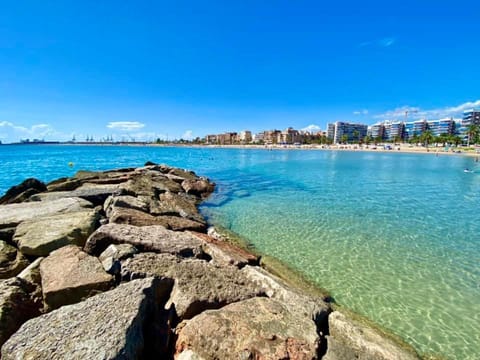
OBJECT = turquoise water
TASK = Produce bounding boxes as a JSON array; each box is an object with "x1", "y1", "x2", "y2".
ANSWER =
[{"x1": 1, "y1": 145, "x2": 479, "y2": 359}]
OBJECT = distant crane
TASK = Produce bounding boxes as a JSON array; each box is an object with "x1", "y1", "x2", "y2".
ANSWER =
[{"x1": 405, "y1": 110, "x2": 419, "y2": 121}]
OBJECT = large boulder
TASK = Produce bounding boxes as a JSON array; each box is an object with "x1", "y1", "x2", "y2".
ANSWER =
[
  {"x1": 322, "y1": 311, "x2": 419, "y2": 360},
  {"x1": 84, "y1": 224, "x2": 206, "y2": 258},
  {"x1": 0, "y1": 178, "x2": 47, "y2": 205},
  {"x1": 29, "y1": 184, "x2": 123, "y2": 206},
  {"x1": 40, "y1": 245, "x2": 113, "y2": 310},
  {"x1": 14, "y1": 210, "x2": 100, "y2": 257},
  {"x1": 0, "y1": 241, "x2": 29, "y2": 279},
  {"x1": 149, "y1": 192, "x2": 205, "y2": 223},
  {"x1": 0, "y1": 197, "x2": 93, "y2": 229},
  {"x1": 0, "y1": 278, "x2": 41, "y2": 348},
  {"x1": 119, "y1": 173, "x2": 183, "y2": 196},
  {"x1": 175, "y1": 297, "x2": 320, "y2": 360},
  {"x1": 121, "y1": 252, "x2": 264, "y2": 320},
  {"x1": 181, "y1": 179, "x2": 215, "y2": 197},
  {"x1": 108, "y1": 206, "x2": 207, "y2": 232},
  {"x1": 104, "y1": 195, "x2": 149, "y2": 216},
  {"x1": 1, "y1": 278, "x2": 173, "y2": 359},
  {"x1": 46, "y1": 177, "x2": 82, "y2": 192}
]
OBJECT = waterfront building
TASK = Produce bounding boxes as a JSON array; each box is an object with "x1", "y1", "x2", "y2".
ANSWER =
[
  {"x1": 205, "y1": 134, "x2": 218, "y2": 144},
  {"x1": 326, "y1": 121, "x2": 368, "y2": 143},
  {"x1": 278, "y1": 127, "x2": 303, "y2": 144},
  {"x1": 217, "y1": 132, "x2": 238, "y2": 145},
  {"x1": 368, "y1": 123, "x2": 385, "y2": 140},
  {"x1": 238, "y1": 130, "x2": 252, "y2": 144},
  {"x1": 384, "y1": 121, "x2": 405, "y2": 141},
  {"x1": 263, "y1": 130, "x2": 281, "y2": 144},
  {"x1": 427, "y1": 118, "x2": 456, "y2": 137},
  {"x1": 404, "y1": 120, "x2": 427, "y2": 140},
  {"x1": 458, "y1": 109, "x2": 480, "y2": 143},
  {"x1": 253, "y1": 132, "x2": 265, "y2": 143}
]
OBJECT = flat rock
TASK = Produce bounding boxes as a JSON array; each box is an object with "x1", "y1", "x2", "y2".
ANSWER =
[
  {"x1": 0, "y1": 240, "x2": 30, "y2": 279},
  {"x1": 322, "y1": 311, "x2": 419, "y2": 360},
  {"x1": 242, "y1": 265, "x2": 330, "y2": 323},
  {"x1": 29, "y1": 185, "x2": 122, "y2": 206},
  {"x1": 149, "y1": 192, "x2": 205, "y2": 223},
  {"x1": 121, "y1": 252, "x2": 264, "y2": 320},
  {"x1": 14, "y1": 210, "x2": 100, "y2": 257},
  {"x1": 120, "y1": 173, "x2": 183, "y2": 196},
  {"x1": 0, "y1": 277, "x2": 41, "y2": 348},
  {"x1": 0, "y1": 178, "x2": 47, "y2": 205},
  {"x1": 40, "y1": 245, "x2": 113, "y2": 310},
  {"x1": 46, "y1": 177, "x2": 82, "y2": 192},
  {"x1": 175, "y1": 297, "x2": 320, "y2": 360},
  {"x1": 0, "y1": 197, "x2": 93, "y2": 229},
  {"x1": 108, "y1": 206, "x2": 207, "y2": 232},
  {"x1": 168, "y1": 168, "x2": 198, "y2": 181},
  {"x1": 84, "y1": 224, "x2": 206, "y2": 258},
  {"x1": 1, "y1": 277, "x2": 172, "y2": 360}
]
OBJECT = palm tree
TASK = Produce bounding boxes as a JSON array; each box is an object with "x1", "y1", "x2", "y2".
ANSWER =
[
  {"x1": 353, "y1": 130, "x2": 360, "y2": 144},
  {"x1": 466, "y1": 124, "x2": 479, "y2": 146},
  {"x1": 340, "y1": 134, "x2": 348, "y2": 144},
  {"x1": 363, "y1": 135, "x2": 371, "y2": 145},
  {"x1": 420, "y1": 130, "x2": 434, "y2": 149}
]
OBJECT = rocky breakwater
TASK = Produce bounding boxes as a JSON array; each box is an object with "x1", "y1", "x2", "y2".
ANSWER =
[{"x1": 0, "y1": 163, "x2": 421, "y2": 359}]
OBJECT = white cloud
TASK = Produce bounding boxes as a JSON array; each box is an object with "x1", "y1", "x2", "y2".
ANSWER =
[
  {"x1": 301, "y1": 124, "x2": 322, "y2": 133},
  {"x1": 182, "y1": 130, "x2": 194, "y2": 140},
  {"x1": 106, "y1": 121, "x2": 145, "y2": 131},
  {"x1": 0, "y1": 121, "x2": 60, "y2": 142},
  {"x1": 375, "y1": 100, "x2": 480, "y2": 120},
  {"x1": 353, "y1": 109, "x2": 369, "y2": 115}
]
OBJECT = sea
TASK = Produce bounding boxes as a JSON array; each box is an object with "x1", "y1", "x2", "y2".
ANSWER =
[{"x1": 0, "y1": 144, "x2": 479, "y2": 360}]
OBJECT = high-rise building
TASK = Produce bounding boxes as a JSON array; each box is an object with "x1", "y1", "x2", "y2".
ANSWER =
[
  {"x1": 404, "y1": 120, "x2": 427, "y2": 140},
  {"x1": 368, "y1": 123, "x2": 385, "y2": 140},
  {"x1": 427, "y1": 118, "x2": 456, "y2": 137},
  {"x1": 326, "y1": 122, "x2": 368, "y2": 143},
  {"x1": 384, "y1": 121, "x2": 405, "y2": 141}
]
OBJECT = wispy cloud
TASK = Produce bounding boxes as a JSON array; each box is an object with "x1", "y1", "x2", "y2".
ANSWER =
[
  {"x1": 106, "y1": 121, "x2": 145, "y2": 131},
  {"x1": 375, "y1": 99, "x2": 480, "y2": 120},
  {"x1": 0, "y1": 121, "x2": 62, "y2": 142},
  {"x1": 353, "y1": 109, "x2": 369, "y2": 116},
  {"x1": 359, "y1": 37, "x2": 396, "y2": 48}
]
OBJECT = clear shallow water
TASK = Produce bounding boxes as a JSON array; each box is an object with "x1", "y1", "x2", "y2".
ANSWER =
[{"x1": 1, "y1": 145, "x2": 479, "y2": 359}]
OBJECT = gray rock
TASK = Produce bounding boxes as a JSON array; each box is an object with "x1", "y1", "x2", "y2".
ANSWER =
[
  {"x1": 84, "y1": 224, "x2": 206, "y2": 258},
  {"x1": 241, "y1": 265, "x2": 330, "y2": 323},
  {"x1": 149, "y1": 192, "x2": 205, "y2": 223},
  {"x1": 0, "y1": 277, "x2": 41, "y2": 348},
  {"x1": 0, "y1": 197, "x2": 93, "y2": 229},
  {"x1": 46, "y1": 177, "x2": 82, "y2": 192},
  {"x1": 322, "y1": 311, "x2": 419, "y2": 360},
  {"x1": 0, "y1": 241, "x2": 30, "y2": 279},
  {"x1": 0, "y1": 178, "x2": 47, "y2": 205},
  {"x1": 40, "y1": 245, "x2": 113, "y2": 310},
  {"x1": 121, "y1": 252, "x2": 264, "y2": 320},
  {"x1": 119, "y1": 173, "x2": 183, "y2": 196},
  {"x1": 175, "y1": 297, "x2": 320, "y2": 360},
  {"x1": 1, "y1": 277, "x2": 173, "y2": 360},
  {"x1": 14, "y1": 210, "x2": 100, "y2": 257},
  {"x1": 16, "y1": 257, "x2": 43, "y2": 311},
  {"x1": 168, "y1": 168, "x2": 198, "y2": 181},
  {"x1": 98, "y1": 244, "x2": 138, "y2": 274},
  {"x1": 29, "y1": 185, "x2": 122, "y2": 206}
]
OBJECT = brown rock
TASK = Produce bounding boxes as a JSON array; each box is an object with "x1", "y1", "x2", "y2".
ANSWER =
[
  {"x1": 149, "y1": 191, "x2": 205, "y2": 224},
  {"x1": 104, "y1": 195, "x2": 149, "y2": 216},
  {"x1": 46, "y1": 178, "x2": 82, "y2": 192},
  {"x1": 0, "y1": 178, "x2": 47, "y2": 205},
  {"x1": 181, "y1": 179, "x2": 215, "y2": 197},
  {"x1": 120, "y1": 172, "x2": 182, "y2": 196},
  {"x1": 84, "y1": 224, "x2": 206, "y2": 258},
  {"x1": 0, "y1": 240, "x2": 30, "y2": 279},
  {"x1": 175, "y1": 297, "x2": 320, "y2": 360},
  {"x1": 29, "y1": 184, "x2": 123, "y2": 206},
  {"x1": 121, "y1": 252, "x2": 264, "y2": 320},
  {"x1": 40, "y1": 245, "x2": 113, "y2": 310}
]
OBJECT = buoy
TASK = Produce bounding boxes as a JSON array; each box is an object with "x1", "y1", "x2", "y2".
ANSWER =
[{"x1": 68, "y1": 162, "x2": 74, "y2": 167}]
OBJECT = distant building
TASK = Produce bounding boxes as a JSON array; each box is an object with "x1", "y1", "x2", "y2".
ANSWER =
[
  {"x1": 205, "y1": 134, "x2": 218, "y2": 144},
  {"x1": 253, "y1": 132, "x2": 265, "y2": 143},
  {"x1": 217, "y1": 132, "x2": 237, "y2": 145},
  {"x1": 384, "y1": 121, "x2": 405, "y2": 141},
  {"x1": 368, "y1": 123, "x2": 385, "y2": 140},
  {"x1": 278, "y1": 127, "x2": 303, "y2": 144},
  {"x1": 327, "y1": 121, "x2": 368, "y2": 143},
  {"x1": 404, "y1": 120, "x2": 427, "y2": 140},
  {"x1": 459, "y1": 109, "x2": 480, "y2": 142},
  {"x1": 263, "y1": 130, "x2": 281, "y2": 144},
  {"x1": 427, "y1": 118, "x2": 456, "y2": 137},
  {"x1": 238, "y1": 130, "x2": 252, "y2": 144}
]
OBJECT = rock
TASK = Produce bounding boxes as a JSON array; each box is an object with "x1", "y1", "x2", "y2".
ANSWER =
[
  {"x1": 108, "y1": 206, "x2": 207, "y2": 232},
  {"x1": 120, "y1": 173, "x2": 183, "y2": 196},
  {"x1": 191, "y1": 232, "x2": 258, "y2": 267},
  {"x1": 241, "y1": 265, "x2": 330, "y2": 323},
  {"x1": 322, "y1": 311, "x2": 419, "y2": 360},
  {"x1": 168, "y1": 168, "x2": 198, "y2": 181},
  {"x1": 0, "y1": 197, "x2": 93, "y2": 229},
  {"x1": 104, "y1": 195, "x2": 149, "y2": 216},
  {"x1": 40, "y1": 245, "x2": 113, "y2": 310},
  {"x1": 0, "y1": 241, "x2": 30, "y2": 279},
  {"x1": 121, "y1": 253, "x2": 264, "y2": 320},
  {"x1": 181, "y1": 179, "x2": 215, "y2": 197},
  {"x1": 175, "y1": 297, "x2": 320, "y2": 360},
  {"x1": 84, "y1": 224, "x2": 206, "y2": 258},
  {"x1": 14, "y1": 210, "x2": 100, "y2": 257},
  {"x1": 29, "y1": 185, "x2": 123, "y2": 206},
  {"x1": 1, "y1": 277, "x2": 174, "y2": 359},
  {"x1": 149, "y1": 191, "x2": 205, "y2": 223},
  {"x1": 0, "y1": 277, "x2": 41, "y2": 348},
  {"x1": 0, "y1": 227, "x2": 15, "y2": 242},
  {"x1": 0, "y1": 178, "x2": 47, "y2": 205},
  {"x1": 16, "y1": 257, "x2": 43, "y2": 310},
  {"x1": 98, "y1": 243, "x2": 138, "y2": 274},
  {"x1": 46, "y1": 177, "x2": 82, "y2": 192}
]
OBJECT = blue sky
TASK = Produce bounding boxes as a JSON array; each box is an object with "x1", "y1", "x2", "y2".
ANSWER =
[{"x1": 0, "y1": 0, "x2": 479, "y2": 143}]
